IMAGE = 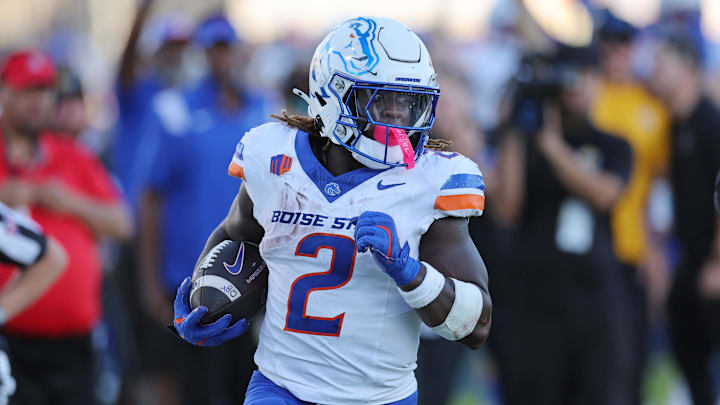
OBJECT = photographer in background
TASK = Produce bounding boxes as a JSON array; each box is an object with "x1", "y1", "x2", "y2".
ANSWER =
[
  {"x1": 651, "y1": 34, "x2": 720, "y2": 405},
  {"x1": 492, "y1": 45, "x2": 632, "y2": 405},
  {"x1": 590, "y1": 14, "x2": 671, "y2": 405}
]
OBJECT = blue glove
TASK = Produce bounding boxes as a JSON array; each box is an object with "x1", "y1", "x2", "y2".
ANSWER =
[
  {"x1": 173, "y1": 277, "x2": 249, "y2": 346},
  {"x1": 354, "y1": 211, "x2": 421, "y2": 286}
]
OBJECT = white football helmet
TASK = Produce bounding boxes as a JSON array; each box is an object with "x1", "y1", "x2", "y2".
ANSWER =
[{"x1": 295, "y1": 17, "x2": 440, "y2": 169}]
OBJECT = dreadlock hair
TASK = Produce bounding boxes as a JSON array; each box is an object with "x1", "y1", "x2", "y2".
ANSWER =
[
  {"x1": 270, "y1": 110, "x2": 452, "y2": 151},
  {"x1": 425, "y1": 137, "x2": 453, "y2": 151},
  {"x1": 270, "y1": 110, "x2": 321, "y2": 137}
]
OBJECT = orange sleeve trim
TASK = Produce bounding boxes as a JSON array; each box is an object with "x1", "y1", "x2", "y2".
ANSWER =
[
  {"x1": 228, "y1": 162, "x2": 245, "y2": 180},
  {"x1": 434, "y1": 194, "x2": 485, "y2": 212},
  {"x1": 175, "y1": 317, "x2": 184, "y2": 325}
]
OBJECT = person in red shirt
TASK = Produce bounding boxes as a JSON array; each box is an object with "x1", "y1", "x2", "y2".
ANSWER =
[{"x1": 0, "y1": 50, "x2": 133, "y2": 405}]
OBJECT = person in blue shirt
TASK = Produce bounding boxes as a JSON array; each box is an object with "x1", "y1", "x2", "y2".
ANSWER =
[
  {"x1": 137, "y1": 14, "x2": 271, "y2": 405},
  {"x1": 112, "y1": 0, "x2": 193, "y2": 212}
]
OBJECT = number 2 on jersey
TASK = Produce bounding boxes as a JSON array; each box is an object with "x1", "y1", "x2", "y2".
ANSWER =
[{"x1": 284, "y1": 233, "x2": 356, "y2": 336}]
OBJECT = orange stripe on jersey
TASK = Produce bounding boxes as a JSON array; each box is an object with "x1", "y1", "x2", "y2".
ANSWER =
[
  {"x1": 228, "y1": 162, "x2": 245, "y2": 180},
  {"x1": 434, "y1": 194, "x2": 485, "y2": 212}
]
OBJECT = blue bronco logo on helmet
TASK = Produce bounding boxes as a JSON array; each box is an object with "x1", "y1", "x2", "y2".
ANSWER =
[{"x1": 326, "y1": 17, "x2": 379, "y2": 76}]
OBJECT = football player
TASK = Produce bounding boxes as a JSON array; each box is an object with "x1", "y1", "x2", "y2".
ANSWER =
[
  {"x1": 0, "y1": 202, "x2": 67, "y2": 404},
  {"x1": 174, "y1": 17, "x2": 491, "y2": 404}
]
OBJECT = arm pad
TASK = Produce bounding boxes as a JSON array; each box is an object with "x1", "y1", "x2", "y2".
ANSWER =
[{"x1": 430, "y1": 278, "x2": 484, "y2": 341}]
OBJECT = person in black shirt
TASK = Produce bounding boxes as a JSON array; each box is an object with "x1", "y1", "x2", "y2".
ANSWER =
[
  {"x1": 491, "y1": 46, "x2": 633, "y2": 405},
  {"x1": 650, "y1": 35, "x2": 720, "y2": 405}
]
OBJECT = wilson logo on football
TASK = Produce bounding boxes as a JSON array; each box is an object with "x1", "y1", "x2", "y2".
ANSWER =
[
  {"x1": 270, "y1": 154, "x2": 292, "y2": 176},
  {"x1": 223, "y1": 242, "x2": 245, "y2": 275}
]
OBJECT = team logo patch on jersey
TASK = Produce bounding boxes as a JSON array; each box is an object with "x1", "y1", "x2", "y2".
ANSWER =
[
  {"x1": 270, "y1": 154, "x2": 293, "y2": 176},
  {"x1": 324, "y1": 182, "x2": 341, "y2": 196}
]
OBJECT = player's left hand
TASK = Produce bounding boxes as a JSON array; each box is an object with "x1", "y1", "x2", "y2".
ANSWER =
[
  {"x1": 173, "y1": 277, "x2": 249, "y2": 346},
  {"x1": 355, "y1": 211, "x2": 420, "y2": 287}
]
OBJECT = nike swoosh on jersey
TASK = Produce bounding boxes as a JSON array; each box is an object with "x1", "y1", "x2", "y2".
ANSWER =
[{"x1": 377, "y1": 180, "x2": 406, "y2": 190}]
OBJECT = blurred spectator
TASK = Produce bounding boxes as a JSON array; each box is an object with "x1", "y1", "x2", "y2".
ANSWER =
[
  {"x1": 589, "y1": 13, "x2": 672, "y2": 405},
  {"x1": 136, "y1": 14, "x2": 269, "y2": 405},
  {"x1": 54, "y1": 68, "x2": 85, "y2": 138},
  {"x1": 0, "y1": 49, "x2": 132, "y2": 405},
  {"x1": 109, "y1": 5, "x2": 193, "y2": 402},
  {"x1": 650, "y1": 34, "x2": 720, "y2": 405},
  {"x1": 51, "y1": 65, "x2": 134, "y2": 405},
  {"x1": 53, "y1": 68, "x2": 110, "y2": 157},
  {"x1": 112, "y1": 0, "x2": 193, "y2": 212},
  {"x1": 492, "y1": 45, "x2": 632, "y2": 405}
]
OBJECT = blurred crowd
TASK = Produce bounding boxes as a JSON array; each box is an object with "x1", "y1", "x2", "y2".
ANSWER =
[{"x1": 0, "y1": 0, "x2": 719, "y2": 404}]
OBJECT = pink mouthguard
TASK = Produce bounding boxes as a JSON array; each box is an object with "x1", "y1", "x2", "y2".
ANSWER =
[{"x1": 372, "y1": 126, "x2": 415, "y2": 169}]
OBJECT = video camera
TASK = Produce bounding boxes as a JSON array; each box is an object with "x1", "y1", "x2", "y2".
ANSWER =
[
  {"x1": 507, "y1": 55, "x2": 570, "y2": 134},
  {"x1": 506, "y1": 46, "x2": 598, "y2": 134}
]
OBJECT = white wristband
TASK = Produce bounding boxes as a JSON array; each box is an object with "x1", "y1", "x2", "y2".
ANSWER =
[
  {"x1": 431, "y1": 278, "x2": 484, "y2": 341},
  {"x1": 398, "y1": 261, "x2": 445, "y2": 309}
]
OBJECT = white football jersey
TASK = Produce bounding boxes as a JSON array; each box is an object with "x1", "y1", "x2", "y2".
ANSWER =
[{"x1": 228, "y1": 123, "x2": 484, "y2": 404}]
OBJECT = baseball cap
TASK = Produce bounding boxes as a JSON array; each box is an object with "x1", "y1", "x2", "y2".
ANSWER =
[
  {"x1": 194, "y1": 15, "x2": 238, "y2": 49},
  {"x1": 1, "y1": 50, "x2": 57, "y2": 90}
]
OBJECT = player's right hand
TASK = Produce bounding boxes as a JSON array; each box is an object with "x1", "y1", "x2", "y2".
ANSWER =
[
  {"x1": 355, "y1": 211, "x2": 421, "y2": 287},
  {"x1": 173, "y1": 277, "x2": 249, "y2": 346}
]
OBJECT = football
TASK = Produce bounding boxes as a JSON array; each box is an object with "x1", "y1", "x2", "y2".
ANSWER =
[{"x1": 190, "y1": 240, "x2": 268, "y2": 325}]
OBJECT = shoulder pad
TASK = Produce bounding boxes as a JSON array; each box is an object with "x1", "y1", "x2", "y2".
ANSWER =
[
  {"x1": 433, "y1": 155, "x2": 485, "y2": 218},
  {"x1": 228, "y1": 122, "x2": 294, "y2": 180}
]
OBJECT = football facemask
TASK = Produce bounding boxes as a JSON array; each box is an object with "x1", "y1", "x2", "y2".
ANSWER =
[{"x1": 339, "y1": 83, "x2": 439, "y2": 169}]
